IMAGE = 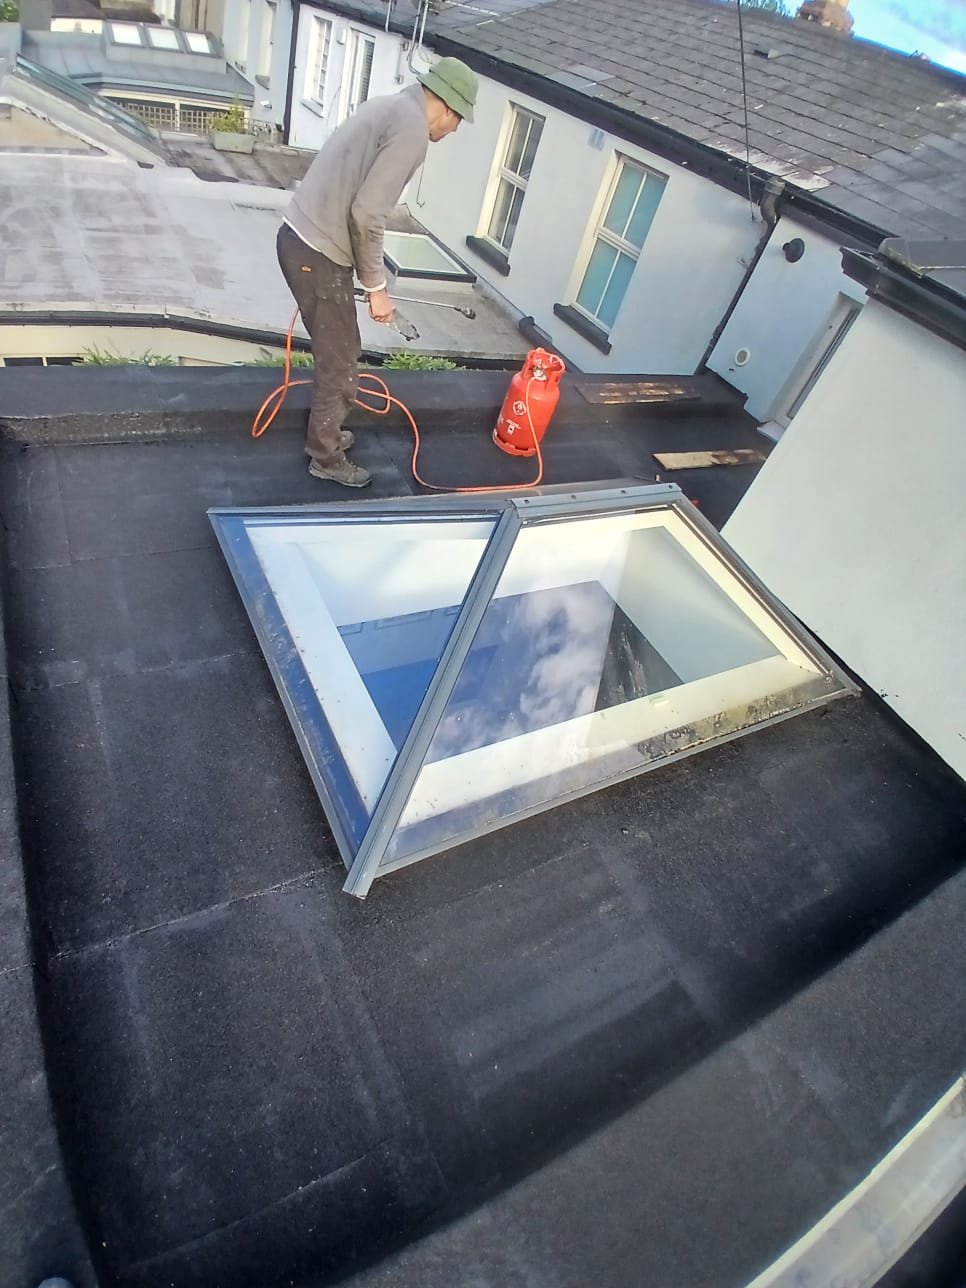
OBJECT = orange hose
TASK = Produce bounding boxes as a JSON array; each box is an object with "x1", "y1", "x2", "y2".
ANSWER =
[{"x1": 252, "y1": 308, "x2": 544, "y2": 494}]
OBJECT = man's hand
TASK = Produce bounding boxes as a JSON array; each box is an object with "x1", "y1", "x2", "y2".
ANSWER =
[{"x1": 367, "y1": 288, "x2": 394, "y2": 325}]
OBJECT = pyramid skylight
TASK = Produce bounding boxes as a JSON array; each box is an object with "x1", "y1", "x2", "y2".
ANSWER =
[{"x1": 210, "y1": 484, "x2": 853, "y2": 897}]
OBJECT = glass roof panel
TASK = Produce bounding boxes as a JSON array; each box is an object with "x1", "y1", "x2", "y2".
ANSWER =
[
  {"x1": 110, "y1": 21, "x2": 144, "y2": 44},
  {"x1": 211, "y1": 486, "x2": 853, "y2": 897},
  {"x1": 211, "y1": 508, "x2": 499, "y2": 852},
  {"x1": 184, "y1": 30, "x2": 214, "y2": 53},
  {"x1": 146, "y1": 25, "x2": 181, "y2": 48},
  {"x1": 381, "y1": 504, "x2": 849, "y2": 871},
  {"x1": 382, "y1": 231, "x2": 475, "y2": 282}
]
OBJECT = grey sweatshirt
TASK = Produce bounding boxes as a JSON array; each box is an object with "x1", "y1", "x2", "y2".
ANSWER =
[{"x1": 284, "y1": 84, "x2": 429, "y2": 292}]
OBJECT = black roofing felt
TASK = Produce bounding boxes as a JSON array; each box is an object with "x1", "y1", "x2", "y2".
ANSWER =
[
  {"x1": 1, "y1": 370, "x2": 965, "y2": 1288},
  {"x1": 316, "y1": 0, "x2": 966, "y2": 242}
]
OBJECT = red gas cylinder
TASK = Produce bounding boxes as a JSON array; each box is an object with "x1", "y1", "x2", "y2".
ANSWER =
[{"x1": 493, "y1": 348, "x2": 566, "y2": 457}]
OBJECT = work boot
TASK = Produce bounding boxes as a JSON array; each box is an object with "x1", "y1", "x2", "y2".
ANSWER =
[
  {"x1": 308, "y1": 456, "x2": 371, "y2": 488},
  {"x1": 340, "y1": 429, "x2": 355, "y2": 451}
]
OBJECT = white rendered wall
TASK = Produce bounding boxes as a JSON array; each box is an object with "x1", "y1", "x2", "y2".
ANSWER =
[
  {"x1": 289, "y1": 9, "x2": 409, "y2": 147},
  {"x1": 415, "y1": 76, "x2": 760, "y2": 374},
  {"x1": 287, "y1": 11, "x2": 761, "y2": 374},
  {"x1": 220, "y1": 0, "x2": 292, "y2": 128},
  {"x1": 723, "y1": 300, "x2": 966, "y2": 779},
  {"x1": 707, "y1": 216, "x2": 866, "y2": 422}
]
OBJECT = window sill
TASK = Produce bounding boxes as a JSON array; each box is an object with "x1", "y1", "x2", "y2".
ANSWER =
[
  {"x1": 301, "y1": 99, "x2": 325, "y2": 118},
  {"x1": 553, "y1": 304, "x2": 612, "y2": 354},
  {"x1": 464, "y1": 236, "x2": 510, "y2": 278}
]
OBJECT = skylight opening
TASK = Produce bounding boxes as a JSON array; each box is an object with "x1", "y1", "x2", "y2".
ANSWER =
[
  {"x1": 382, "y1": 231, "x2": 476, "y2": 284},
  {"x1": 211, "y1": 485, "x2": 854, "y2": 897},
  {"x1": 146, "y1": 26, "x2": 181, "y2": 49},
  {"x1": 110, "y1": 22, "x2": 144, "y2": 45},
  {"x1": 184, "y1": 30, "x2": 214, "y2": 54}
]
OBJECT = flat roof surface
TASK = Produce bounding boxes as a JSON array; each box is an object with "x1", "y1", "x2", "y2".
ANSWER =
[
  {"x1": 1, "y1": 369, "x2": 965, "y2": 1288},
  {"x1": 0, "y1": 154, "x2": 528, "y2": 363}
]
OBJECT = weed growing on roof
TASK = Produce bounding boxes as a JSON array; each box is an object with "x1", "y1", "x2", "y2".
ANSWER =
[
  {"x1": 81, "y1": 347, "x2": 175, "y2": 365},
  {"x1": 250, "y1": 352, "x2": 314, "y2": 367},
  {"x1": 209, "y1": 97, "x2": 249, "y2": 133},
  {"x1": 0, "y1": 0, "x2": 18, "y2": 20},
  {"x1": 382, "y1": 352, "x2": 460, "y2": 371}
]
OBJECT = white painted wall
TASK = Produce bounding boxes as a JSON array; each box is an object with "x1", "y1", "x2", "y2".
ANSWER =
[
  {"x1": 289, "y1": 8, "x2": 407, "y2": 144},
  {"x1": 416, "y1": 76, "x2": 761, "y2": 374},
  {"x1": 723, "y1": 299, "x2": 966, "y2": 780},
  {"x1": 707, "y1": 216, "x2": 866, "y2": 422},
  {"x1": 222, "y1": 0, "x2": 292, "y2": 127},
  {"x1": 285, "y1": 9, "x2": 763, "y2": 374}
]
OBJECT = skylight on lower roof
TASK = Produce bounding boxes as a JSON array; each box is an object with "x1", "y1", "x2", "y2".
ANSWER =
[
  {"x1": 382, "y1": 231, "x2": 476, "y2": 283},
  {"x1": 210, "y1": 485, "x2": 854, "y2": 897},
  {"x1": 110, "y1": 21, "x2": 143, "y2": 45}
]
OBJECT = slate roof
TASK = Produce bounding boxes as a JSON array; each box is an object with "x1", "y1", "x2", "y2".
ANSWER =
[{"x1": 334, "y1": 0, "x2": 966, "y2": 239}]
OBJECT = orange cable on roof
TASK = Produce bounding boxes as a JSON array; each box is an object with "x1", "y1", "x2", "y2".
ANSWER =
[{"x1": 251, "y1": 308, "x2": 545, "y2": 494}]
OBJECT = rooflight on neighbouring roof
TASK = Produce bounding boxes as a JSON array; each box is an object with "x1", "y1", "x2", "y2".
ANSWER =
[
  {"x1": 382, "y1": 230, "x2": 476, "y2": 283},
  {"x1": 110, "y1": 21, "x2": 144, "y2": 45},
  {"x1": 184, "y1": 30, "x2": 213, "y2": 53},
  {"x1": 210, "y1": 484, "x2": 854, "y2": 898},
  {"x1": 146, "y1": 26, "x2": 181, "y2": 49}
]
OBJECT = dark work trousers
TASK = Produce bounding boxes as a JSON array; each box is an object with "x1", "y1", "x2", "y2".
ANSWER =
[{"x1": 276, "y1": 223, "x2": 360, "y2": 465}]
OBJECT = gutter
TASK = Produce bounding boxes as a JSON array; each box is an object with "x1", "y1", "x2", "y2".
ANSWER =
[
  {"x1": 290, "y1": 0, "x2": 888, "y2": 252},
  {"x1": 841, "y1": 249, "x2": 966, "y2": 353}
]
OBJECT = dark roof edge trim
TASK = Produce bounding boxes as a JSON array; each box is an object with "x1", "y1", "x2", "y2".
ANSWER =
[
  {"x1": 0, "y1": 310, "x2": 312, "y2": 349},
  {"x1": 296, "y1": 0, "x2": 885, "y2": 251},
  {"x1": 841, "y1": 249, "x2": 966, "y2": 352},
  {"x1": 0, "y1": 309, "x2": 519, "y2": 369}
]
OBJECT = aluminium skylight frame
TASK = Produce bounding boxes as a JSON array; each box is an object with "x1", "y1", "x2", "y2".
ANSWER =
[{"x1": 210, "y1": 484, "x2": 855, "y2": 898}]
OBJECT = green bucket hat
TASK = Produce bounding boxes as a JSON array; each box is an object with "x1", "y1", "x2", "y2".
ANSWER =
[{"x1": 417, "y1": 56, "x2": 478, "y2": 123}]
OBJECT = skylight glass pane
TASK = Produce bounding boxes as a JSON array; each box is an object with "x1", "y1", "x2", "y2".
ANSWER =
[
  {"x1": 382, "y1": 231, "x2": 474, "y2": 281},
  {"x1": 381, "y1": 507, "x2": 849, "y2": 869},
  {"x1": 213, "y1": 510, "x2": 498, "y2": 852},
  {"x1": 184, "y1": 30, "x2": 212, "y2": 52},
  {"x1": 146, "y1": 25, "x2": 181, "y2": 48},
  {"x1": 212, "y1": 486, "x2": 852, "y2": 897},
  {"x1": 110, "y1": 22, "x2": 143, "y2": 44}
]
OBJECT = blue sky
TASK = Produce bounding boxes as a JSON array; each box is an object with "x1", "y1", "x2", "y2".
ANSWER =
[{"x1": 844, "y1": 0, "x2": 966, "y2": 73}]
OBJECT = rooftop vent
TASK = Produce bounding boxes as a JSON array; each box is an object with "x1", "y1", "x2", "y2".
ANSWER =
[{"x1": 211, "y1": 484, "x2": 854, "y2": 897}]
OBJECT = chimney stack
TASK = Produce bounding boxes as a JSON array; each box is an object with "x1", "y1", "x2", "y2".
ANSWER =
[{"x1": 797, "y1": 0, "x2": 853, "y2": 35}]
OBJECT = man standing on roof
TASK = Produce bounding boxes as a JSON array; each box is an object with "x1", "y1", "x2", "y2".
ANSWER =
[{"x1": 276, "y1": 57, "x2": 478, "y2": 488}]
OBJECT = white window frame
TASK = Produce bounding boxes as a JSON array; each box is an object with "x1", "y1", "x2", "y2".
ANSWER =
[
  {"x1": 257, "y1": 0, "x2": 276, "y2": 82},
  {"x1": 305, "y1": 15, "x2": 332, "y2": 106},
  {"x1": 571, "y1": 156, "x2": 666, "y2": 333},
  {"x1": 482, "y1": 105, "x2": 545, "y2": 254},
  {"x1": 340, "y1": 29, "x2": 375, "y2": 121},
  {"x1": 235, "y1": 0, "x2": 251, "y2": 71}
]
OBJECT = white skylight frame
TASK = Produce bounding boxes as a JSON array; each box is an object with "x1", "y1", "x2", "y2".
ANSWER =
[
  {"x1": 382, "y1": 230, "x2": 476, "y2": 284},
  {"x1": 210, "y1": 484, "x2": 855, "y2": 898}
]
